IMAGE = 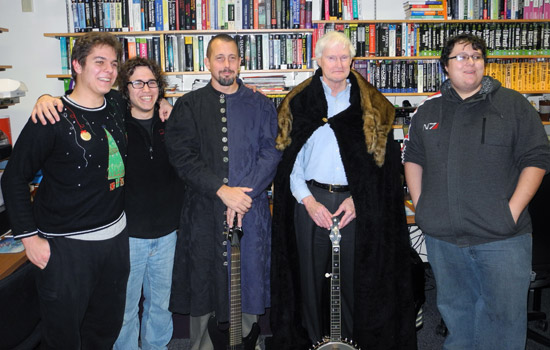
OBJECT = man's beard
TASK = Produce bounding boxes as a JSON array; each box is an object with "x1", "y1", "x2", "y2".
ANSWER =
[{"x1": 217, "y1": 70, "x2": 235, "y2": 86}]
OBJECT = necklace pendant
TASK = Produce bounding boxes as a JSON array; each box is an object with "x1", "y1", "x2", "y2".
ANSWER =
[{"x1": 80, "y1": 130, "x2": 91, "y2": 141}]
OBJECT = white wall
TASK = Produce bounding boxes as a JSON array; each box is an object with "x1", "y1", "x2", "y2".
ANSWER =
[
  {"x1": 0, "y1": 0, "x2": 408, "y2": 143},
  {"x1": 0, "y1": 0, "x2": 67, "y2": 141}
]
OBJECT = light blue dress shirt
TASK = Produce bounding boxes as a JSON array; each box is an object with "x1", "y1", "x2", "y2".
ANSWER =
[{"x1": 290, "y1": 78, "x2": 351, "y2": 203}]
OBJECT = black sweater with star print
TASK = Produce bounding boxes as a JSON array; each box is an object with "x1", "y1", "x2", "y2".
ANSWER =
[{"x1": 2, "y1": 91, "x2": 128, "y2": 239}]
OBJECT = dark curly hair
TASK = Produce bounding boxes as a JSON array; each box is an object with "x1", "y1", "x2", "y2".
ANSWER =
[
  {"x1": 71, "y1": 32, "x2": 122, "y2": 81},
  {"x1": 439, "y1": 33, "x2": 487, "y2": 75},
  {"x1": 116, "y1": 57, "x2": 166, "y2": 109}
]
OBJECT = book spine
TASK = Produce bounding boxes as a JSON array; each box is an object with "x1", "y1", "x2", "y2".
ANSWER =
[
  {"x1": 292, "y1": 0, "x2": 300, "y2": 27},
  {"x1": 269, "y1": 34, "x2": 275, "y2": 69},
  {"x1": 258, "y1": 0, "x2": 265, "y2": 28},
  {"x1": 185, "y1": 36, "x2": 193, "y2": 71}
]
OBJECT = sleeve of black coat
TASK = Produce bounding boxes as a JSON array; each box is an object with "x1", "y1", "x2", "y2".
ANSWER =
[{"x1": 165, "y1": 95, "x2": 224, "y2": 197}]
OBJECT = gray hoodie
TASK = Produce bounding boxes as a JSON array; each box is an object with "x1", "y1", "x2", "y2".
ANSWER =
[{"x1": 403, "y1": 76, "x2": 550, "y2": 247}]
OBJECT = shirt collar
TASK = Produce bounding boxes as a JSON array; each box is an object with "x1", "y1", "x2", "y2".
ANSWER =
[{"x1": 320, "y1": 77, "x2": 351, "y2": 99}]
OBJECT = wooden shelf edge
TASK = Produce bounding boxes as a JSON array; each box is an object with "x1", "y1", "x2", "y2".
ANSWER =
[
  {"x1": 0, "y1": 27, "x2": 8, "y2": 33},
  {"x1": 313, "y1": 19, "x2": 550, "y2": 24},
  {"x1": 354, "y1": 55, "x2": 550, "y2": 60},
  {"x1": 46, "y1": 74, "x2": 71, "y2": 79},
  {"x1": 0, "y1": 65, "x2": 13, "y2": 71},
  {"x1": 48, "y1": 69, "x2": 314, "y2": 78},
  {"x1": 44, "y1": 28, "x2": 314, "y2": 38},
  {"x1": 383, "y1": 91, "x2": 550, "y2": 96},
  {"x1": 164, "y1": 69, "x2": 314, "y2": 75},
  {"x1": 166, "y1": 90, "x2": 290, "y2": 98}
]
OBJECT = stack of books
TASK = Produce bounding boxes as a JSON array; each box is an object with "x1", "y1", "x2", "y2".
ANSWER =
[
  {"x1": 403, "y1": 0, "x2": 447, "y2": 19},
  {"x1": 241, "y1": 75, "x2": 287, "y2": 93}
]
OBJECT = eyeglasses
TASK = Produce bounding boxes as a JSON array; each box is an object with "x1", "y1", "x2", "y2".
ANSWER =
[
  {"x1": 449, "y1": 53, "x2": 484, "y2": 62},
  {"x1": 324, "y1": 55, "x2": 351, "y2": 63},
  {"x1": 127, "y1": 80, "x2": 159, "y2": 89}
]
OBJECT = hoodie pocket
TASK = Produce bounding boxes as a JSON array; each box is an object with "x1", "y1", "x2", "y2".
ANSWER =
[
  {"x1": 481, "y1": 114, "x2": 513, "y2": 147},
  {"x1": 477, "y1": 198, "x2": 517, "y2": 237}
]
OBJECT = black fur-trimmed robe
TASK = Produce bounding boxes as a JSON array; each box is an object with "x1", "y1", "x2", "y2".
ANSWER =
[{"x1": 268, "y1": 69, "x2": 417, "y2": 349}]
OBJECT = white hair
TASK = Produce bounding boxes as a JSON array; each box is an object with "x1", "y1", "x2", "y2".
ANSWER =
[{"x1": 314, "y1": 31, "x2": 356, "y2": 60}]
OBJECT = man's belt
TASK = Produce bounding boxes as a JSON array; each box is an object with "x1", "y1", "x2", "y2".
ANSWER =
[{"x1": 306, "y1": 179, "x2": 350, "y2": 193}]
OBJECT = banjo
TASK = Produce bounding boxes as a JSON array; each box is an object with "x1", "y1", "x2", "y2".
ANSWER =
[{"x1": 311, "y1": 217, "x2": 360, "y2": 350}]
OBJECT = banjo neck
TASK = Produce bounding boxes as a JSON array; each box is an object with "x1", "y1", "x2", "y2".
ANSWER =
[
  {"x1": 330, "y1": 225, "x2": 342, "y2": 342},
  {"x1": 312, "y1": 217, "x2": 360, "y2": 350}
]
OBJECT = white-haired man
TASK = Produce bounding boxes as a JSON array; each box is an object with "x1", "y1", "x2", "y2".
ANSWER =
[{"x1": 269, "y1": 31, "x2": 418, "y2": 349}]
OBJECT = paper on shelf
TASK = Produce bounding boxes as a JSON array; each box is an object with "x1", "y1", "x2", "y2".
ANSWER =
[{"x1": 0, "y1": 79, "x2": 28, "y2": 98}]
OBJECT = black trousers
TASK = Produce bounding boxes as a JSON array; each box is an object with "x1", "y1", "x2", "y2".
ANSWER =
[
  {"x1": 294, "y1": 184, "x2": 355, "y2": 343},
  {"x1": 37, "y1": 229, "x2": 130, "y2": 350}
]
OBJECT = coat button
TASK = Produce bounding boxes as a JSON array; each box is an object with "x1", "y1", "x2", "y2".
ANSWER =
[
  {"x1": 222, "y1": 127, "x2": 227, "y2": 133},
  {"x1": 223, "y1": 252, "x2": 227, "y2": 257},
  {"x1": 223, "y1": 146, "x2": 228, "y2": 152},
  {"x1": 223, "y1": 157, "x2": 229, "y2": 162},
  {"x1": 220, "y1": 108, "x2": 226, "y2": 113},
  {"x1": 223, "y1": 178, "x2": 229, "y2": 183},
  {"x1": 221, "y1": 117, "x2": 227, "y2": 122},
  {"x1": 223, "y1": 241, "x2": 227, "y2": 246},
  {"x1": 222, "y1": 137, "x2": 227, "y2": 143},
  {"x1": 223, "y1": 261, "x2": 228, "y2": 266}
]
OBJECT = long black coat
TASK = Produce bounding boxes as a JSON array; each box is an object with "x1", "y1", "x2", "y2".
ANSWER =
[
  {"x1": 268, "y1": 69, "x2": 417, "y2": 349},
  {"x1": 165, "y1": 82, "x2": 280, "y2": 322}
]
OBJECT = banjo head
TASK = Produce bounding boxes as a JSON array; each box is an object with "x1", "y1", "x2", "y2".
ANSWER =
[{"x1": 311, "y1": 337, "x2": 360, "y2": 350}]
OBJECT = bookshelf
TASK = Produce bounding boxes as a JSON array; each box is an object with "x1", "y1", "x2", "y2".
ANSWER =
[
  {"x1": 44, "y1": 27, "x2": 316, "y2": 95},
  {"x1": 44, "y1": 1, "x2": 549, "y2": 98},
  {"x1": 312, "y1": 19, "x2": 549, "y2": 96}
]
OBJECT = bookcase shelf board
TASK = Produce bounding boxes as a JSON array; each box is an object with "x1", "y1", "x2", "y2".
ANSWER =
[
  {"x1": 353, "y1": 55, "x2": 550, "y2": 60},
  {"x1": 0, "y1": 65, "x2": 12, "y2": 71},
  {"x1": 44, "y1": 28, "x2": 314, "y2": 38},
  {"x1": 48, "y1": 68, "x2": 315, "y2": 79},
  {"x1": 0, "y1": 28, "x2": 8, "y2": 33},
  {"x1": 313, "y1": 19, "x2": 550, "y2": 24},
  {"x1": 166, "y1": 90, "x2": 292, "y2": 98},
  {"x1": 164, "y1": 68, "x2": 315, "y2": 75}
]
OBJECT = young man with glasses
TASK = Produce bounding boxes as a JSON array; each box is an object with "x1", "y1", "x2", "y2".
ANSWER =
[
  {"x1": 404, "y1": 34, "x2": 550, "y2": 349},
  {"x1": 112, "y1": 57, "x2": 183, "y2": 350}
]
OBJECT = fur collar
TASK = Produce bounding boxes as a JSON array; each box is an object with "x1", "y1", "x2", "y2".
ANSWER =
[{"x1": 275, "y1": 69, "x2": 394, "y2": 167}]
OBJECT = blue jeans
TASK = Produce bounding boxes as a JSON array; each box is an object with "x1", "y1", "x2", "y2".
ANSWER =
[
  {"x1": 114, "y1": 231, "x2": 177, "y2": 350},
  {"x1": 425, "y1": 234, "x2": 532, "y2": 350}
]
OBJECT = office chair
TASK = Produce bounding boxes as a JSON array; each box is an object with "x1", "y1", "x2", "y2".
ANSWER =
[
  {"x1": 0, "y1": 261, "x2": 41, "y2": 350},
  {"x1": 527, "y1": 173, "x2": 550, "y2": 347}
]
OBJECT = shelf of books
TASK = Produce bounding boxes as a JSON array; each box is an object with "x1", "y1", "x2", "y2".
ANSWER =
[
  {"x1": 47, "y1": 1, "x2": 550, "y2": 98},
  {"x1": 314, "y1": 19, "x2": 549, "y2": 96}
]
